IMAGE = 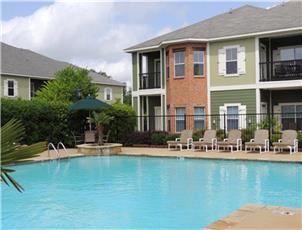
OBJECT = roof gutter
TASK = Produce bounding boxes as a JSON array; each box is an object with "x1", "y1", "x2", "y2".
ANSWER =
[{"x1": 124, "y1": 27, "x2": 302, "y2": 53}]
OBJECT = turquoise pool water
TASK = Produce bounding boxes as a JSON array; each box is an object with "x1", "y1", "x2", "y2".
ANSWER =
[{"x1": 2, "y1": 156, "x2": 302, "y2": 229}]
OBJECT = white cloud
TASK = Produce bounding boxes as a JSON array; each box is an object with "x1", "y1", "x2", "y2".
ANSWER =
[{"x1": 1, "y1": 2, "x2": 171, "y2": 86}]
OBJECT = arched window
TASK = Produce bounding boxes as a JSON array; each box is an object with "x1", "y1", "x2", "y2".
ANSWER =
[{"x1": 104, "y1": 87, "x2": 112, "y2": 101}]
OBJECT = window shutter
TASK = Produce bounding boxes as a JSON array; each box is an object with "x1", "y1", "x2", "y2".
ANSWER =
[
  {"x1": 218, "y1": 48, "x2": 226, "y2": 76},
  {"x1": 219, "y1": 106, "x2": 227, "y2": 129},
  {"x1": 238, "y1": 105, "x2": 246, "y2": 129},
  {"x1": 4, "y1": 80, "x2": 8, "y2": 96},
  {"x1": 14, "y1": 80, "x2": 18, "y2": 97},
  {"x1": 238, "y1": 46, "x2": 246, "y2": 74}
]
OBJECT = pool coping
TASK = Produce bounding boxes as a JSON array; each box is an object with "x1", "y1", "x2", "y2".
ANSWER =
[{"x1": 204, "y1": 204, "x2": 302, "y2": 230}]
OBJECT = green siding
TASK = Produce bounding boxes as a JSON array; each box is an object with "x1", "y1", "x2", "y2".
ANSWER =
[
  {"x1": 1, "y1": 75, "x2": 30, "y2": 100},
  {"x1": 210, "y1": 37, "x2": 256, "y2": 86},
  {"x1": 96, "y1": 84, "x2": 123, "y2": 104},
  {"x1": 211, "y1": 89, "x2": 256, "y2": 114},
  {"x1": 133, "y1": 96, "x2": 138, "y2": 115},
  {"x1": 132, "y1": 52, "x2": 137, "y2": 91}
]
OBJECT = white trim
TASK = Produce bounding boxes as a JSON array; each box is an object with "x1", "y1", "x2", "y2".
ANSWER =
[
  {"x1": 210, "y1": 84, "x2": 257, "y2": 91},
  {"x1": 160, "y1": 95, "x2": 164, "y2": 131},
  {"x1": 206, "y1": 42, "x2": 211, "y2": 128},
  {"x1": 146, "y1": 96, "x2": 149, "y2": 130},
  {"x1": 124, "y1": 27, "x2": 302, "y2": 52},
  {"x1": 137, "y1": 96, "x2": 141, "y2": 131},
  {"x1": 255, "y1": 37, "x2": 260, "y2": 83},
  {"x1": 256, "y1": 88, "x2": 261, "y2": 124},
  {"x1": 132, "y1": 88, "x2": 165, "y2": 96},
  {"x1": 258, "y1": 80, "x2": 302, "y2": 89}
]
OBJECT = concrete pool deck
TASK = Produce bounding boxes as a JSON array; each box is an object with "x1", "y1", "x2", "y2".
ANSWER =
[
  {"x1": 205, "y1": 204, "x2": 302, "y2": 230},
  {"x1": 119, "y1": 147, "x2": 302, "y2": 163}
]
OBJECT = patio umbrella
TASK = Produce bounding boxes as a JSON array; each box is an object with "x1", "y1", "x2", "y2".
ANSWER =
[{"x1": 69, "y1": 95, "x2": 111, "y2": 130}]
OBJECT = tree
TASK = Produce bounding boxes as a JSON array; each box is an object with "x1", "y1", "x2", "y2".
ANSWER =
[
  {"x1": 35, "y1": 66, "x2": 98, "y2": 103},
  {"x1": 1, "y1": 119, "x2": 46, "y2": 192},
  {"x1": 123, "y1": 87, "x2": 132, "y2": 106},
  {"x1": 89, "y1": 112, "x2": 113, "y2": 145}
]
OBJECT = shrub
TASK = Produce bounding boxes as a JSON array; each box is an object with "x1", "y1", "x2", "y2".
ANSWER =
[
  {"x1": 193, "y1": 129, "x2": 205, "y2": 141},
  {"x1": 150, "y1": 132, "x2": 169, "y2": 145},
  {"x1": 104, "y1": 103, "x2": 136, "y2": 143},
  {"x1": 1, "y1": 98, "x2": 86, "y2": 147}
]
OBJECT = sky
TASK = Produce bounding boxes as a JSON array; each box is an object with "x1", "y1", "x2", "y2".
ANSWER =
[{"x1": 1, "y1": 0, "x2": 282, "y2": 86}]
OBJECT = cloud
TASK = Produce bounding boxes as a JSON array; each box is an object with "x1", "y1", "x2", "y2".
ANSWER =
[{"x1": 1, "y1": 2, "x2": 171, "y2": 86}]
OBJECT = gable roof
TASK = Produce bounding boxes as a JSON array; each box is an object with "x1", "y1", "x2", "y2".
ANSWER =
[
  {"x1": 125, "y1": 1, "x2": 302, "y2": 52},
  {"x1": 1, "y1": 42, "x2": 125, "y2": 87}
]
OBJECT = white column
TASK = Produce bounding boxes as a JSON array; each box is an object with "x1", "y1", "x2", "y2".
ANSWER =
[
  {"x1": 256, "y1": 88, "x2": 261, "y2": 125},
  {"x1": 137, "y1": 95, "x2": 141, "y2": 131}
]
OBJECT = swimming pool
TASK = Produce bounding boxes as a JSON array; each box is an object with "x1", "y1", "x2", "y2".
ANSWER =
[{"x1": 2, "y1": 156, "x2": 301, "y2": 229}]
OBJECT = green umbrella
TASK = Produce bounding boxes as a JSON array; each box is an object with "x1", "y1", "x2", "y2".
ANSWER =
[
  {"x1": 69, "y1": 95, "x2": 111, "y2": 130},
  {"x1": 69, "y1": 95, "x2": 111, "y2": 111}
]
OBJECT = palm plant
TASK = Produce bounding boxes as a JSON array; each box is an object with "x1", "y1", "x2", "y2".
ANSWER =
[
  {"x1": 90, "y1": 112, "x2": 113, "y2": 145},
  {"x1": 1, "y1": 119, "x2": 46, "y2": 192}
]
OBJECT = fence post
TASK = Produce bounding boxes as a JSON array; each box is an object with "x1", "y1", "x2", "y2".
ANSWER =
[{"x1": 223, "y1": 113, "x2": 226, "y2": 139}]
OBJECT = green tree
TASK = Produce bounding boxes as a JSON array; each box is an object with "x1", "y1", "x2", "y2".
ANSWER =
[
  {"x1": 89, "y1": 112, "x2": 113, "y2": 145},
  {"x1": 123, "y1": 87, "x2": 132, "y2": 106},
  {"x1": 1, "y1": 119, "x2": 46, "y2": 192},
  {"x1": 35, "y1": 66, "x2": 98, "y2": 103}
]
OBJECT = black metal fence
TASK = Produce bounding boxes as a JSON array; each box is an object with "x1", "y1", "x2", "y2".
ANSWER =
[{"x1": 111, "y1": 113, "x2": 302, "y2": 146}]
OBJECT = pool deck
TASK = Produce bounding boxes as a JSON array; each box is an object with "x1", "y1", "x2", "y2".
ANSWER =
[
  {"x1": 205, "y1": 204, "x2": 302, "y2": 230},
  {"x1": 119, "y1": 147, "x2": 302, "y2": 163}
]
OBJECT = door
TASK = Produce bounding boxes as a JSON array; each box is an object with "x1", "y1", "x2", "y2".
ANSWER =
[{"x1": 154, "y1": 106, "x2": 162, "y2": 131}]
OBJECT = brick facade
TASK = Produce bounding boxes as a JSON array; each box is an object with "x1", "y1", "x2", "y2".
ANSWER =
[{"x1": 166, "y1": 43, "x2": 208, "y2": 132}]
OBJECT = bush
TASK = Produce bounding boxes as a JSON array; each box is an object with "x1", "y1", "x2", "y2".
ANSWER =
[
  {"x1": 1, "y1": 98, "x2": 81, "y2": 146},
  {"x1": 193, "y1": 129, "x2": 205, "y2": 141},
  {"x1": 104, "y1": 103, "x2": 136, "y2": 143}
]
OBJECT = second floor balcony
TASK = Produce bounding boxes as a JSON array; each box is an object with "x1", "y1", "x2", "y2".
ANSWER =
[
  {"x1": 139, "y1": 72, "x2": 161, "y2": 89},
  {"x1": 260, "y1": 59, "x2": 302, "y2": 81}
]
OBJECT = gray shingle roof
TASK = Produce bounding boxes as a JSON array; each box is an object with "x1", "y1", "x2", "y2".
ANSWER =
[
  {"x1": 1, "y1": 42, "x2": 125, "y2": 87},
  {"x1": 126, "y1": 1, "x2": 302, "y2": 51}
]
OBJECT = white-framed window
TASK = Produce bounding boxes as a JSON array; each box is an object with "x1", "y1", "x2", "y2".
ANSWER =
[
  {"x1": 194, "y1": 107, "x2": 205, "y2": 129},
  {"x1": 104, "y1": 87, "x2": 112, "y2": 101},
  {"x1": 280, "y1": 103, "x2": 302, "y2": 130},
  {"x1": 226, "y1": 47, "x2": 238, "y2": 75},
  {"x1": 218, "y1": 45, "x2": 245, "y2": 76},
  {"x1": 4, "y1": 79, "x2": 18, "y2": 97},
  {"x1": 219, "y1": 103, "x2": 246, "y2": 130},
  {"x1": 193, "y1": 50, "x2": 204, "y2": 76},
  {"x1": 175, "y1": 107, "x2": 186, "y2": 132},
  {"x1": 174, "y1": 50, "x2": 185, "y2": 77}
]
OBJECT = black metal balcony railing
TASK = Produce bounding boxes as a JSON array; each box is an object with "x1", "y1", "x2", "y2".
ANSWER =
[
  {"x1": 260, "y1": 59, "x2": 302, "y2": 81},
  {"x1": 139, "y1": 72, "x2": 161, "y2": 89}
]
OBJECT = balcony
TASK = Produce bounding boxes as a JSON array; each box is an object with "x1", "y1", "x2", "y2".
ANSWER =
[
  {"x1": 260, "y1": 59, "x2": 302, "y2": 82},
  {"x1": 139, "y1": 72, "x2": 161, "y2": 89}
]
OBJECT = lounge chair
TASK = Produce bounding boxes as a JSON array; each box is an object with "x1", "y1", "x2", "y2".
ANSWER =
[
  {"x1": 85, "y1": 130, "x2": 96, "y2": 143},
  {"x1": 217, "y1": 129, "x2": 242, "y2": 152},
  {"x1": 192, "y1": 130, "x2": 217, "y2": 152},
  {"x1": 273, "y1": 130, "x2": 298, "y2": 154},
  {"x1": 245, "y1": 129, "x2": 269, "y2": 154},
  {"x1": 167, "y1": 130, "x2": 193, "y2": 151}
]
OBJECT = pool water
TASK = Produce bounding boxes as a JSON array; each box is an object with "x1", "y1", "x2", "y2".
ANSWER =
[{"x1": 2, "y1": 156, "x2": 302, "y2": 229}]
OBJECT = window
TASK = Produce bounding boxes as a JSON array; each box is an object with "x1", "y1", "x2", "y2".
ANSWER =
[
  {"x1": 227, "y1": 106, "x2": 239, "y2": 130},
  {"x1": 194, "y1": 107, "x2": 205, "y2": 129},
  {"x1": 175, "y1": 107, "x2": 186, "y2": 132},
  {"x1": 280, "y1": 47, "x2": 302, "y2": 61},
  {"x1": 174, "y1": 50, "x2": 185, "y2": 77},
  {"x1": 8, "y1": 80, "x2": 15, "y2": 96},
  {"x1": 281, "y1": 104, "x2": 302, "y2": 130},
  {"x1": 193, "y1": 50, "x2": 204, "y2": 76},
  {"x1": 104, "y1": 87, "x2": 112, "y2": 101},
  {"x1": 226, "y1": 47, "x2": 238, "y2": 74}
]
